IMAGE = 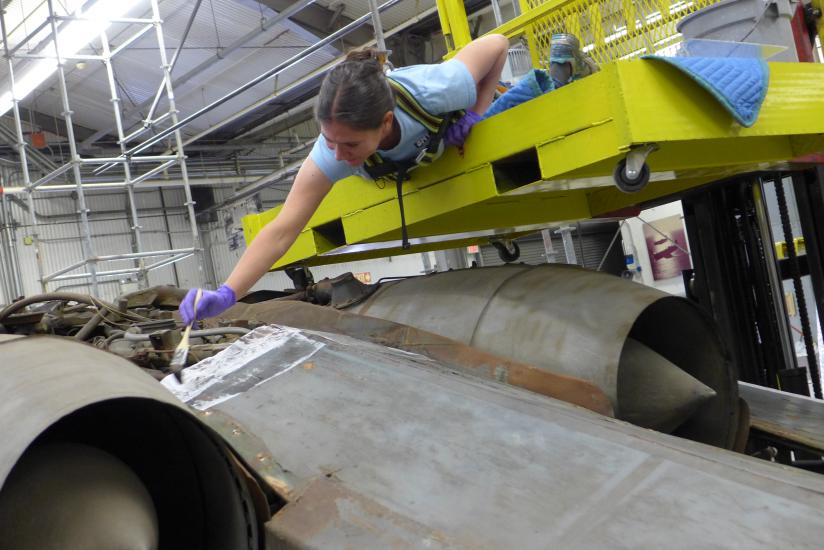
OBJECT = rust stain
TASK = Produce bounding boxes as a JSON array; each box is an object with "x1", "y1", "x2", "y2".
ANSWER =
[
  {"x1": 302, "y1": 362, "x2": 316, "y2": 370},
  {"x1": 266, "y1": 477, "x2": 461, "y2": 546},
  {"x1": 264, "y1": 474, "x2": 294, "y2": 499}
]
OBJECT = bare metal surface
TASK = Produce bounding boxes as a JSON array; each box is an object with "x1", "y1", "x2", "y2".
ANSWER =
[
  {"x1": 740, "y1": 382, "x2": 824, "y2": 452},
  {"x1": 167, "y1": 327, "x2": 824, "y2": 549},
  {"x1": 223, "y1": 300, "x2": 613, "y2": 416},
  {"x1": 349, "y1": 265, "x2": 739, "y2": 448}
]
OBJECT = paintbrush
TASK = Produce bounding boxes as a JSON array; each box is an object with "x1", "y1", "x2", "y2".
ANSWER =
[{"x1": 170, "y1": 288, "x2": 202, "y2": 382}]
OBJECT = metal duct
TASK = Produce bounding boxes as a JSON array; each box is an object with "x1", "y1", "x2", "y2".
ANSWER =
[
  {"x1": 347, "y1": 264, "x2": 740, "y2": 448},
  {"x1": 0, "y1": 336, "x2": 275, "y2": 549},
  {"x1": 221, "y1": 299, "x2": 615, "y2": 416}
]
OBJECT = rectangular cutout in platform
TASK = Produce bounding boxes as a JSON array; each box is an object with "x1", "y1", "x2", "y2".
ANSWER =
[
  {"x1": 491, "y1": 148, "x2": 541, "y2": 194},
  {"x1": 314, "y1": 218, "x2": 345, "y2": 248}
]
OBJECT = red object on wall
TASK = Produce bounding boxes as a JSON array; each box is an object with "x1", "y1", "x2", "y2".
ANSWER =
[
  {"x1": 30, "y1": 131, "x2": 47, "y2": 149},
  {"x1": 793, "y1": 152, "x2": 824, "y2": 164},
  {"x1": 790, "y1": 3, "x2": 814, "y2": 62}
]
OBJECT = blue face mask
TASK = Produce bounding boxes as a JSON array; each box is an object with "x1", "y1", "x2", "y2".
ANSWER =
[{"x1": 550, "y1": 61, "x2": 573, "y2": 88}]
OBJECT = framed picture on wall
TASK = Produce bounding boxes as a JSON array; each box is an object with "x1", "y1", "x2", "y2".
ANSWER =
[{"x1": 643, "y1": 215, "x2": 692, "y2": 281}]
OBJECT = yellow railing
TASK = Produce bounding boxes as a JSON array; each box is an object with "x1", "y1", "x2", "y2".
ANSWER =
[{"x1": 438, "y1": 0, "x2": 726, "y2": 67}]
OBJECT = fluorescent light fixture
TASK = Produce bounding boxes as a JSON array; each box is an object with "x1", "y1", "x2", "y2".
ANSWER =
[{"x1": 0, "y1": 0, "x2": 144, "y2": 118}]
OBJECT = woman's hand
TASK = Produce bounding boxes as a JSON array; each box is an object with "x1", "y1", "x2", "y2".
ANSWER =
[
  {"x1": 179, "y1": 284, "x2": 236, "y2": 325},
  {"x1": 445, "y1": 110, "x2": 482, "y2": 151}
]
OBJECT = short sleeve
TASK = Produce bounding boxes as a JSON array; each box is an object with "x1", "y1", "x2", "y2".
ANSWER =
[
  {"x1": 309, "y1": 134, "x2": 358, "y2": 183},
  {"x1": 388, "y1": 58, "x2": 477, "y2": 115}
]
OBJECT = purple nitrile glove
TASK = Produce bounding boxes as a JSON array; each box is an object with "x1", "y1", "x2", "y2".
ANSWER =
[
  {"x1": 444, "y1": 110, "x2": 482, "y2": 150},
  {"x1": 179, "y1": 284, "x2": 236, "y2": 326}
]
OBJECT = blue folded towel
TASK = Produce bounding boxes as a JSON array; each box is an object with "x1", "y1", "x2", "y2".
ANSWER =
[
  {"x1": 642, "y1": 56, "x2": 769, "y2": 127},
  {"x1": 483, "y1": 69, "x2": 553, "y2": 119}
]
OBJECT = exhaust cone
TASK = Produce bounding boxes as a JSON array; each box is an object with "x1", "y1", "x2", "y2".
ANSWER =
[{"x1": 618, "y1": 338, "x2": 717, "y2": 432}]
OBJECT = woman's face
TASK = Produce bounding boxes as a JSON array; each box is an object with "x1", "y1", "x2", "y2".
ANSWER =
[{"x1": 321, "y1": 112, "x2": 393, "y2": 166}]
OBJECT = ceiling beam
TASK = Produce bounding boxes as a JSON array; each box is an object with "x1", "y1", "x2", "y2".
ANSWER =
[{"x1": 256, "y1": 0, "x2": 375, "y2": 47}]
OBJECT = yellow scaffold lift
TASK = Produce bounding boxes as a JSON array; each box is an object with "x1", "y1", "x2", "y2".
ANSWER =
[{"x1": 243, "y1": 0, "x2": 824, "y2": 269}]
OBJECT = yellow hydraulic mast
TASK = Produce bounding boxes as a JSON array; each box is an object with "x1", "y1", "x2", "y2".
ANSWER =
[
  {"x1": 435, "y1": 0, "x2": 472, "y2": 51},
  {"x1": 812, "y1": 0, "x2": 824, "y2": 51}
]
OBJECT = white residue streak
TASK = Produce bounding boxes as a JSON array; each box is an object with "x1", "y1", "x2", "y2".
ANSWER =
[{"x1": 162, "y1": 325, "x2": 324, "y2": 410}]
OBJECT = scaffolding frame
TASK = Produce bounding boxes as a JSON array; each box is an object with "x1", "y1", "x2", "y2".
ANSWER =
[
  {"x1": 0, "y1": 0, "x2": 402, "y2": 298},
  {"x1": 0, "y1": 0, "x2": 203, "y2": 296}
]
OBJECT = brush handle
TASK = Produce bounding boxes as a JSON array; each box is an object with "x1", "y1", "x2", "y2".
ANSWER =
[
  {"x1": 178, "y1": 289, "x2": 202, "y2": 348},
  {"x1": 192, "y1": 288, "x2": 203, "y2": 324},
  {"x1": 178, "y1": 324, "x2": 192, "y2": 348},
  {"x1": 171, "y1": 289, "x2": 204, "y2": 380}
]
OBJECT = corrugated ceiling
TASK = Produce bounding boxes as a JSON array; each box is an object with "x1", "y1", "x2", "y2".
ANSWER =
[{"x1": 0, "y1": 0, "x2": 438, "y2": 145}]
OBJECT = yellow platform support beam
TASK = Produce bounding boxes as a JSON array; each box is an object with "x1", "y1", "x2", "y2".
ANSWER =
[{"x1": 243, "y1": 59, "x2": 824, "y2": 270}]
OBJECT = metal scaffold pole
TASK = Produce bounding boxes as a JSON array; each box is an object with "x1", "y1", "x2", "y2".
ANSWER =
[
  {"x1": 367, "y1": 0, "x2": 388, "y2": 52},
  {"x1": 0, "y1": 191, "x2": 24, "y2": 299},
  {"x1": 0, "y1": 6, "x2": 46, "y2": 294},
  {"x1": 149, "y1": 0, "x2": 205, "y2": 287},
  {"x1": 47, "y1": 0, "x2": 99, "y2": 296},
  {"x1": 100, "y1": 30, "x2": 147, "y2": 288}
]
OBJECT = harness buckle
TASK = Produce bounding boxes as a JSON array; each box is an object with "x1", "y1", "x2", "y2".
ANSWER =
[{"x1": 415, "y1": 148, "x2": 427, "y2": 165}]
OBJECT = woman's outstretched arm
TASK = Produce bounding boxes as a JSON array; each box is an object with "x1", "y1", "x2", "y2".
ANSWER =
[
  {"x1": 224, "y1": 157, "x2": 332, "y2": 297},
  {"x1": 454, "y1": 34, "x2": 509, "y2": 114}
]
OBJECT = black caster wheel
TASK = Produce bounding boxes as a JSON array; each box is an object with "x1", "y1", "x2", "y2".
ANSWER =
[
  {"x1": 492, "y1": 240, "x2": 520, "y2": 263},
  {"x1": 613, "y1": 158, "x2": 650, "y2": 193}
]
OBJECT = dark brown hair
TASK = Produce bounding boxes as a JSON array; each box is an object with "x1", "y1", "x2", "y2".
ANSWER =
[{"x1": 315, "y1": 48, "x2": 395, "y2": 130}]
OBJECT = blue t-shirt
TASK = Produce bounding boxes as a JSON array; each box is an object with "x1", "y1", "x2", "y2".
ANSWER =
[{"x1": 309, "y1": 58, "x2": 477, "y2": 183}]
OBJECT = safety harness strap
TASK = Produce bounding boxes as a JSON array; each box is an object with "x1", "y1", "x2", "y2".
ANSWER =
[
  {"x1": 363, "y1": 77, "x2": 462, "y2": 250},
  {"x1": 363, "y1": 112, "x2": 452, "y2": 251},
  {"x1": 394, "y1": 161, "x2": 413, "y2": 250},
  {"x1": 386, "y1": 77, "x2": 443, "y2": 133}
]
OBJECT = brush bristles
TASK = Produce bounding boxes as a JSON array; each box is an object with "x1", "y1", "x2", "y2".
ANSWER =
[{"x1": 170, "y1": 348, "x2": 188, "y2": 369}]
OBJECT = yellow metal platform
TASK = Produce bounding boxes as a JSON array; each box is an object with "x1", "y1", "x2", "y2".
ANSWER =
[{"x1": 243, "y1": 58, "x2": 824, "y2": 269}]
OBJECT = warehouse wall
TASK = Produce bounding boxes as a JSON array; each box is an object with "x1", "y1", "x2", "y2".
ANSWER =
[
  {"x1": 0, "y1": 178, "x2": 428, "y2": 306},
  {"x1": 9, "y1": 191, "x2": 139, "y2": 302},
  {"x1": 2, "y1": 187, "x2": 226, "y2": 303}
]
